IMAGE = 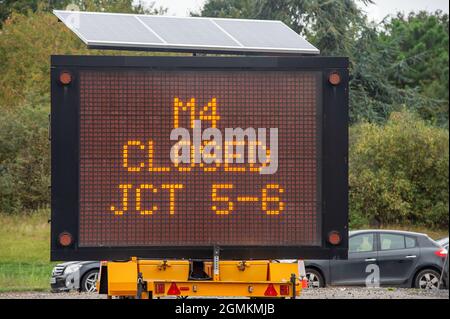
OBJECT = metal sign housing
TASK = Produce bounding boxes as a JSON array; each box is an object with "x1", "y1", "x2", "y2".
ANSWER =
[{"x1": 50, "y1": 56, "x2": 348, "y2": 261}]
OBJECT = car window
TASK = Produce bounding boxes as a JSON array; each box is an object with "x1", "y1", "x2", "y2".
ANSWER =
[
  {"x1": 380, "y1": 234, "x2": 405, "y2": 250},
  {"x1": 349, "y1": 233, "x2": 374, "y2": 253},
  {"x1": 405, "y1": 236, "x2": 416, "y2": 248}
]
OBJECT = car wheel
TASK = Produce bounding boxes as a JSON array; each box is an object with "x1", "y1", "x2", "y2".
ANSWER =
[
  {"x1": 414, "y1": 269, "x2": 440, "y2": 290},
  {"x1": 81, "y1": 269, "x2": 99, "y2": 293},
  {"x1": 305, "y1": 268, "x2": 324, "y2": 288}
]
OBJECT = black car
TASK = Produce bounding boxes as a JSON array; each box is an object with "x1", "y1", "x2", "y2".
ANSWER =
[
  {"x1": 51, "y1": 261, "x2": 100, "y2": 292},
  {"x1": 305, "y1": 230, "x2": 447, "y2": 289},
  {"x1": 436, "y1": 237, "x2": 449, "y2": 289}
]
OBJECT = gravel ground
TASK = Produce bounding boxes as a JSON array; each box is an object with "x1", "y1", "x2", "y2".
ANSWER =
[
  {"x1": 0, "y1": 291, "x2": 106, "y2": 299},
  {"x1": 298, "y1": 287, "x2": 449, "y2": 299},
  {"x1": 0, "y1": 288, "x2": 448, "y2": 299}
]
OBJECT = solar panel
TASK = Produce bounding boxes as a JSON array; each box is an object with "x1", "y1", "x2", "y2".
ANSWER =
[
  {"x1": 55, "y1": 11, "x2": 164, "y2": 44},
  {"x1": 138, "y1": 16, "x2": 239, "y2": 47},
  {"x1": 53, "y1": 10, "x2": 320, "y2": 55},
  {"x1": 214, "y1": 19, "x2": 315, "y2": 49}
]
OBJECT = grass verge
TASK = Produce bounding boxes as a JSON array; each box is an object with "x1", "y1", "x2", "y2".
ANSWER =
[{"x1": 0, "y1": 209, "x2": 55, "y2": 292}]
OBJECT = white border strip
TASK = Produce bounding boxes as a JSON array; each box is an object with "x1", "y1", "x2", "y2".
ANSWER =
[
  {"x1": 134, "y1": 16, "x2": 168, "y2": 44},
  {"x1": 209, "y1": 19, "x2": 244, "y2": 47}
]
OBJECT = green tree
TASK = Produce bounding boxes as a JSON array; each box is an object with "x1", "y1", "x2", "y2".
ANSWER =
[
  {"x1": 349, "y1": 110, "x2": 449, "y2": 228},
  {"x1": 0, "y1": 0, "x2": 71, "y2": 27},
  {"x1": 348, "y1": 21, "x2": 445, "y2": 124},
  {"x1": 0, "y1": 11, "x2": 91, "y2": 108},
  {"x1": 68, "y1": 0, "x2": 165, "y2": 14},
  {"x1": 379, "y1": 11, "x2": 449, "y2": 126},
  {"x1": 0, "y1": 104, "x2": 50, "y2": 213},
  {"x1": 0, "y1": 0, "x2": 165, "y2": 27},
  {"x1": 198, "y1": 0, "x2": 370, "y2": 55}
]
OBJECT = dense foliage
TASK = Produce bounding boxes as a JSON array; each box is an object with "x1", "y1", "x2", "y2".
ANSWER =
[
  {"x1": 0, "y1": 1, "x2": 448, "y2": 231},
  {"x1": 0, "y1": 0, "x2": 165, "y2": 27},
  {"x1": 379, "y1": 12, "x2": 449, "y2": 125},
  {"x1": 349, "y1": 111, "x2": 449, "y2": 228},
  {"x1": 0, "y1": 12, "x2": 89, "y2": 109},
  {"x1": 0, "y1": 104, "x2": 49, "y2": 212}
]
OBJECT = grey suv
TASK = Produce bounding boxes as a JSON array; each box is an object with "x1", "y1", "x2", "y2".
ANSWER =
[{"x1": 305, "y1": 230, "x2": 447, "y2": 289}]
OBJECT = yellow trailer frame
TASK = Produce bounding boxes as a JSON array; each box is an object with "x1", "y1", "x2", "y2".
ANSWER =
[{"x1": 98, "y1": 257, "x2": 302, "y2": 299}]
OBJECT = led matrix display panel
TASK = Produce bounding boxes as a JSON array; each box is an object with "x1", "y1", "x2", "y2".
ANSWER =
[
  {"x1": 78, "y1": 70, "x2": 321, "y2": 247},
  {"x1": 51, "y1": 56, "x2": 349, "y2": 261}
]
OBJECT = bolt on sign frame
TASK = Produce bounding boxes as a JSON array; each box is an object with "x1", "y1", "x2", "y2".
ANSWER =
[{"x1": 50, "y1": 55, "x2": 348, "y2": 261}]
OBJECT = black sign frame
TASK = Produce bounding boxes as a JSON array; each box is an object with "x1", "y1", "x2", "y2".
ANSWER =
[{"x1": 51, "y1": 55, "x2": 348, "y2": 261}]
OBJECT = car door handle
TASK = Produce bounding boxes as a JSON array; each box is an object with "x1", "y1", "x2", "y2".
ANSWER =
[
  {"x1": 365, "y1": 258, "x2": 376, "y2": 262},
  {"x1": 405, "y1": 255, "x2": 417, "y2": 259}
]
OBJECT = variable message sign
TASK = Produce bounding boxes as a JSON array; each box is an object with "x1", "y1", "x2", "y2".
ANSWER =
[{"x1": 51, "y1": 56, "x2": 348, "y2": 260}]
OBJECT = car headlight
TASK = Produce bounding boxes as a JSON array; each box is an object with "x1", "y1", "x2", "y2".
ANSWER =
[{"x1": 64, "y1": 264, "x2": 82, "y2": 275}]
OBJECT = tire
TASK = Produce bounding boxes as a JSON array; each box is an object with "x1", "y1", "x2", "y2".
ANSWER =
[
  {"x1": 414, "y1": 269, "x2": 441, "y2": 290},
  {"x1": 305, "y1": 268, "x2": 324, "y2": 288},
  {"x1": 81, "y1": 269, "x2": 99, "y2": 293}
]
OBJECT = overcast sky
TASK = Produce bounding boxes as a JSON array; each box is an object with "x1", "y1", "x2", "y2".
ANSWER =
[{"x1": 144, "y1": 0, "x2": 449, "y2": 21}]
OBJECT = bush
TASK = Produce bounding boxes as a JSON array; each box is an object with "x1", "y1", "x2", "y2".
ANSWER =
[
  {"x1": 0, "y1": 11, "x2": 92, "y2": 109},
  {"x1": 349, "y1": 110, "x2": 449, "y2": 228},
  {"x1": 0, "y1": 105, "x2": 50, "y2": 213}
]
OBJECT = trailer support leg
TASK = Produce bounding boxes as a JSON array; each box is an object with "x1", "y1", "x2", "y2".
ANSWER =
[
  {"x1": 213, "y1": 246, "x2": 220, "y2": 281},
  {"x1": 136, "y1": 272, "x2": 147, "y2": 299},
  {"x1": 290, "y1": 273, "x2": 296, "y2": 299}
]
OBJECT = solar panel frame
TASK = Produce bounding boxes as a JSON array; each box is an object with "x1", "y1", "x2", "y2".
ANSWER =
[{"x1": 53, "y1": 10, "x2": 320, "y2": 55}]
